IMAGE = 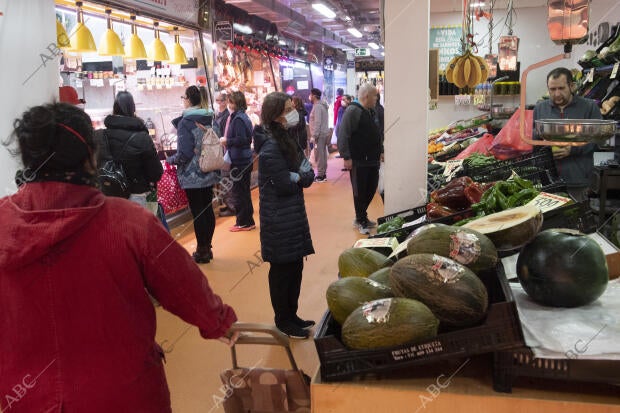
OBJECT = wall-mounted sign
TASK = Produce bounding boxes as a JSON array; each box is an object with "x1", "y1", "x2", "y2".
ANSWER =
[
  {"x1": 429, "y1": 25, "x2": 462, "y2": 71},
  {"x1": 323, "y1": 56, "x2": 334, "y2": 71},
  {"x1": 121, "y1": 0, "x2": 199, "y2": 26},
  {"x1": 215, "y1": 21, "x2": 233, "y2": 43},
  {"x1": 355, "y1": 48, "x2": 371, "y2": 57}
]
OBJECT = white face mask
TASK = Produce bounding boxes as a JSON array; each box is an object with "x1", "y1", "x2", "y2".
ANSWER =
[{"x1": 284, "y1": 109, "x2": 299, "y2": 128}]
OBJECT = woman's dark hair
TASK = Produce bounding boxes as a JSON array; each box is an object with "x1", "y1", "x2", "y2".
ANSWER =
[
  {"x1": 185, "y1": 85, "x2": 202, "y2": 107},
  {"x1": 199, "y1": 86, "x2": 210, "y2": 110},
  {"x1": 292, "y1": 96, "x2": 304, "y2": 111},
  {"x1": 112, "y1": 91, "x2": 136, "y2": 117},
  {"x1": 5, "y1": 102, "x2": 95, "y2": 173},
  {"x1": 261, "y1": 92, "x2": 299, "y2": 166},
  {"x1": 228, "y1": 91, "x2": 247, "y2": 111}
]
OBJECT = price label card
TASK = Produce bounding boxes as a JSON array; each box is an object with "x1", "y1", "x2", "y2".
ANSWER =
[
  {"x1": 454, "y1": 94, "x2": 471, "y2": 105},
  {"x1": 443, "y1": 159, "x2": 464, "y2": 181},
  {"x1": 611, "y1": 62, "x2": 619, "y2": 80},
  {"x1": 526, "y1": 192, "x2": 571, "y2": 213},
  {"x1": 473, "y1": 94, "x2": 485, "y2": 105},
  {"x1": 389, "y1": 239, "x2": 410, "y2": 260},
  {"x1": 585, "y1": 68, "x2": 595, "y2": 83}
]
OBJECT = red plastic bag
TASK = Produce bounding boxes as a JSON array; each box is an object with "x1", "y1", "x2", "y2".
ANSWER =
[
  {"x1": 455, "y1": 133, "x2": 495, "y2": 159},
  {"x1": 489, "y1": 109, "x2": 534, "y2": 160},
  {"x1": 157, "y1": 161, "x2": 189, "y2": 214}
]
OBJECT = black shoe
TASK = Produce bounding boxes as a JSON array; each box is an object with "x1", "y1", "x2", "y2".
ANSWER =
[
  {"x1": 293, "y1": 316, "x2": 316, "y2": 330},
  {"x1": 192, "y1": 247, "x2": 211, "y2": 264},
  {"x1": 277, "y1": 323, "x2": 309, "y2": 339}
]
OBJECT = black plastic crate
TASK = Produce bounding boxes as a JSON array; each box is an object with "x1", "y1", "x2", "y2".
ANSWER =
[
  {"x1": 372, "y1": 209, "x2": 474, "y2": 243},
  {"x1": 377, "y1": 206, "x2": 427, "y2": 225},
  {"x1": 461, "y1": 148, "x2": 559, "y2": 187},
  {"x1": 313, "y1": 264, "x2": 524, "y2": 382},
  {"x1": 541, "y1": 200, "x2": 598, "y2": 234},
  {"x1": 492, "y1": 347, "x2": 620, "y2": 393}
]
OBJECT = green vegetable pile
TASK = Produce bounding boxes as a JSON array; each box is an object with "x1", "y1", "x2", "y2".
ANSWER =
[
  {"x1": 455, "y1": 176, "x2": 540, "y2": 226},
  {"x1": 463, "y1": 153, "x2": 497, "y2": 169},
  {"x1": 377, "y1": 217, "x2": 406, "y2": 235}
]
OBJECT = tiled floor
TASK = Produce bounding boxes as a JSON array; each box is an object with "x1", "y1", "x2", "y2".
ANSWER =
[{"x1": 157, "y1": 152, "x2": 385, "y2": 412}]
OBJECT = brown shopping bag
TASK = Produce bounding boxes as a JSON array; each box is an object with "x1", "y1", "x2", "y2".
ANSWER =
[
  {"x1": 489, "y1": 109, "x2": 534, "y2": 160},
  {"x1": 218, "y1": 323, "x2": 311, "y2": 413}
]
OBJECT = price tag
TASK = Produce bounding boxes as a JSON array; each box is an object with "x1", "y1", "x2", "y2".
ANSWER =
[
  {"x1": 389, "y1": 239, "x2": 410, "y2": 260},
  {"x1": 611, "y1": 62, "x2": 619, "y2": 80},
  {"x1": 585, "y1": 68, "x2": 595, "y2": 83},
  {"x1": 443, "y1": 159, "x2": 464, "y2": 181},
  {"x1": 526, "y1": 192, "x2": 571, "y2": 213},
  {"x1": 473, "y1": 94, "x2": 485, "y2": 105},
  {"x1": 402, "y1": 215, "x2": 427, "y2": 228},
  {"x1": 454, "y1": 94, "x2": 472, "y2": 105}
]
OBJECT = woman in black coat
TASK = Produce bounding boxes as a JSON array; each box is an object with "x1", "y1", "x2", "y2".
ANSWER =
[
  {"x1": 253, "y1": 92, "x2": 315, "y2": 339},
  {"x1": 95, "y1": 91, "x2": 163, "y2": 205}
]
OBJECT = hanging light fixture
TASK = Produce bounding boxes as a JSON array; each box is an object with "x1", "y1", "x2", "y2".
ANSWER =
[
  {"x1": 56, "y1": 19, "x2": 70, "y2": 49},
  {"x1": 125, "y1": 15, "x2": 147, "y2": 59},
  {"x1": 169, "y1": 27, "x2": 188, "y2": 65},
  {"x1": 69, "y1": 1, "x2": 96, "y2": 53},
  {"x1": 98, "y1": 9, "x2": 125, "y2": 56},
  {"x1": 149, "y1": 21, "x2": 169, "y2": 62}
]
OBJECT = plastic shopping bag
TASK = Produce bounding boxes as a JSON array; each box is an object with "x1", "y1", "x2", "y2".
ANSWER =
[{"x1": 489, "y1": 109, "x2": 534, "y2": 160}]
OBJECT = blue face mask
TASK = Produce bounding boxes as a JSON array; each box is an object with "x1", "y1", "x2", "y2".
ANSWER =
[{"x1": 284, "y1": 109, "x2": 299, "y2": 128}]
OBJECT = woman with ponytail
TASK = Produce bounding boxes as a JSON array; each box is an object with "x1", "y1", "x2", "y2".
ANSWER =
[
  {"x1": 0, "y1": 103, "x2": 237, "y2": 412},
  {"x1": 253, "y1": 92, "x2": 315, "y2": 339}
]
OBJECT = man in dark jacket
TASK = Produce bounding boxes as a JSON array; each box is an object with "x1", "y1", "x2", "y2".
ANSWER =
[
  {"x1": 533, "y1": 67, "x2": 602, "y2": 201},
  {"x1": 212, "y1": 91, "x2": 235, "y2": 217},
  {"x1": 337, "y1": 83, "x2": 382, "y2": 234}
]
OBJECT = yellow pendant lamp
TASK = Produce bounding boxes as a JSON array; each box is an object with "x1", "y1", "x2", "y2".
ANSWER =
[
  {"x1": 98, "y1": 9, "x2": 125, "y2": 56},
  {"x1": 169, "y1": 27, "x2": 188, "y2": 65},
  {"x1": 69, "y1": 1, "x2": 96, "y2": 53},
  {"x1": 149, "y1": 22, "x2": 169, "y2": 62},
  {"x1": 125, "y1": 15, "x2": 147, "y2": 59},
  {"x1": 57, "y1": 20, "x2": 70, "y2": 48}
]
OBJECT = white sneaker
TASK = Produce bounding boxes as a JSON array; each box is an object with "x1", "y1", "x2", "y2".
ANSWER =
[
  {"x1": 353, "y1": 219, "x2": 377, "y2": 228},
  {"x1": 358, "y1": 224, "x2": 370, "y2": 235}
]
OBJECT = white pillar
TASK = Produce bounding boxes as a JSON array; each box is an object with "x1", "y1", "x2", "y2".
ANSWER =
[
  {"x1": 346, "y1": 51, "x2": 356, "y2": 96},
  {"x1": 384, "y1": 0, "x2": 429, "y2": 214},
  {"x1": 0, "y1": 0, "x2": 58, "y2": 194}
]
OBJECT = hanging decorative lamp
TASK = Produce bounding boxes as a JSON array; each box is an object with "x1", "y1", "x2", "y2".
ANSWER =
[
  {"x1": 125, "y1": 15, "x2": 147, "y2": 59},
  {"x1": 98, "y1": 9, "x2": 125, "y2": 56},
  {"x1": 56, "y1": 19, "x2": 70, "y2": 48},
  {"x1": 169, "y1": 27, "x2": 188, "y2": 65},
  {"x1": 69, "y1": 1, "x2": 97, "y2": 53},
  {"x1": 149, "y1": 22, "x2": 169, "y2": 62}
]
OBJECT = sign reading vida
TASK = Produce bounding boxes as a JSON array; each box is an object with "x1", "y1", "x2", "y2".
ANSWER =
[{"x1": 355, "y1": 48, "x2": 371, "y2": 57}]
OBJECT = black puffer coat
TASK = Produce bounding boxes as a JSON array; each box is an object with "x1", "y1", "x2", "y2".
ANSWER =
[
  {"x1": 95, "y1": 115, "x2": 163, "y2": 194},
  {"x1": 254, "y1": 125, "x2": 315, "y2": 263}
]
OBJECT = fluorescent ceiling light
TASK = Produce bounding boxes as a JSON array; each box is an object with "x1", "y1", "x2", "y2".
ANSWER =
[
  {"x1": 368, "y1": 42, "x2": 379, "y2": 50},
  {"x1": 312, "y1": 3, "x2": 336, "y2": 19},
  {"x1": 381, "y1": 52, "x2": 385, "y2": 56},
  {"x1": 347, "y1": 27, "x2": 363, "y2": 38},
  {"x1": 470, "y1": 2, "x2": 485, "y2": 7},
  {"x1": 233, "y1": 23, "x2": 252, "y2": 34},
  {"x1": 278, "y1": 40, "x2": 287, "y2": 45}
]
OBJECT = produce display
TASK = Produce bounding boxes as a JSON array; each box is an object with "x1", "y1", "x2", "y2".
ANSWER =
[
  {"x1": 516, "y1": 229, "x2": 609, "y2": 307},
  {"x1": 341, "y1": 297, "x2": 439, "y2": 350},
  {"x1": 463, "y1": 204, "x2": 543, "y2": 251},
  {"x1": 389, "y1": 254, "x2": 489, "y2": 328},
  {"x1": 376, "y1": 217, "x2": 406, "y2": 238},
  {"x1": 326, "y1": 277, "x2": 393, "y2": 325},
  {"x1": 427, "y1": 176, "x2": 493, "y2": 219},
  {"x1": 406, "y1": 225, "x2": 498, "y2": 274},
  {"x1": 368, "y1": 267, "x2": 391, "y2": 286},
  {"x1": 462, "y1": 153, "x2": 497, "y2": 169},
  {"x1": 338, "y1": 247, "x2": 391, "y2": 278}
]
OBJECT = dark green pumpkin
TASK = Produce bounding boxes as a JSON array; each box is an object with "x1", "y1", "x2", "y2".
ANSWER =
[
  {"x1": 342, "y1": 297, "x2": 439, "y2": 350},
  {"x1": 368, "y1": 267, "x2": 392, "y2": 286},
  {"x1": 326, "y1": 277, "x2": 393, "y2": 325},
  {"x1": 516, "y1": 229, "x2": 609, "y2": 307},
  {"x1": 389, "y1": 253, "x2": 488, "y2": 328},
  {"x1": 338, "y1": 247, "x2": 391, "y2": 278}
]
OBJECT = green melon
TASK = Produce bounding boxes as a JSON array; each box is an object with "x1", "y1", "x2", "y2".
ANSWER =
[
  {"x1": 406, "y1": 224, "x2": 498, "y2": 273},
  {"x1": 341, "y1": 297, "x2": 439, "y2": 350},
  {"x1": 326, "y1": 277, "x2": 393, "y2": 325},
  {"x1": 389, "y1": 253, "x2": 488, "y2": 328},
  {"x1": 368, "y1": 267, "x2": 391, "y2": 286},
  {"x1": 338, "y1": 247, "x2": 391, "y2": 278}
]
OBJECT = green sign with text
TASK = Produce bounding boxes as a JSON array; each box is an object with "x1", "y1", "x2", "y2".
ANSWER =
[{"x1": 355, "y1": 48, "x2": 370, "y2": 57}]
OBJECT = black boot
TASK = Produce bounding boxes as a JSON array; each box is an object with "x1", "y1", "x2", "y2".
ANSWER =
[{"x1": 192, "y1": 246, "x2": 211, "y2": 264}]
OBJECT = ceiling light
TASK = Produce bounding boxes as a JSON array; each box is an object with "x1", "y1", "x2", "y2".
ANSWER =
[
  {"x1": 68, "y1": 2, "x2": 96, "y2": 53},
  {"x1": 233, "y1": 23, "x2": 253, "y2": 34},
  {"x1": 56, "y1": 20, "x2": 70, "y2": 49},
  {"x1": 347, "y1": 27, "x2": 363, "y2": 38},
  {"x1": 312, "y1": 3, "x2": 336, "y2": 19},
  {"x1": 125, "y1": 15, "x2": 147, "y2": 59},
  {"x1": 381, "y1": 52, "x2": 385, "y2": 56},
  {"x1": 98, "y1": 9, "x2": 125, "y2": 56},
  {"x1": 169, "y1": 27, "x2": 188, "y2": 65},
  {"x1": 149, "y1": 22, "x2": 169, "y2": 62},
  {"x1": 278, "y1": 40, "x2": 287, "y2": 45},
  {"x1": 368, "y1": 42, "x2": 379, "y2": 50},
  {"x1": 470, "y1": 1, "x2": 485, "y2": 7},
  {"x1": 344, "y1": 16, "x2": 352, "y2": 22}
]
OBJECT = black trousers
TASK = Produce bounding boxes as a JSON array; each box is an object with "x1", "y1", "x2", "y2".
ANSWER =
[
  {"x1": 230, "y1": 163, "x2": 255, "y2": 227},
  {"x1": 349, "y1": 164, "x2": 380, "y2": 223},
  {"x1": 184, "y1": 187, "x2": 215, "y2": 249},
  {"x1": 268, "y1": 259, "x2": 303, "y2": 326}
]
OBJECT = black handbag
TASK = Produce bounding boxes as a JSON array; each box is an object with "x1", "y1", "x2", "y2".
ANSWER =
[{"x1": 98, "y1": 131, "x2": 136, "y2": 198}]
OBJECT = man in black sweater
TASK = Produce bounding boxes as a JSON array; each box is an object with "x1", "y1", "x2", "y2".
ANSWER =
[{"x1": 337, "y1": 83, "x2": 382, "y2": 234}]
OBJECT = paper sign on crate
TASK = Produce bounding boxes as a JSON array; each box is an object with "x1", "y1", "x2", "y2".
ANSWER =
[
  {"x1": 526, "y1": 192, "x2": 571, "y2": 213},
  {"x1": 354, "y1": 237, "x2": 399, "y2": 257}
]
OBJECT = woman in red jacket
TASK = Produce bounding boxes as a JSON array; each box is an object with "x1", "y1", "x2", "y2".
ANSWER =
[{"x1": 0, "y1": 102, "x2": 238, "y2": 413}]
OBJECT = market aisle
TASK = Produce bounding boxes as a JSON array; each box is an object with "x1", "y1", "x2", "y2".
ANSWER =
[{"x1": 155, "y1": 152, "x2": 386, "y2": 412}]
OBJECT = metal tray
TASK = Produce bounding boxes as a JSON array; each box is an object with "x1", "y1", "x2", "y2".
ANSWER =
[{"x1": 535, "y1": 119, "x2": 617, "y2": 144}]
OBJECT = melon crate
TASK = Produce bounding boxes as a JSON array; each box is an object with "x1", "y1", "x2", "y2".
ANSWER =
[{"x1": 313, "y1": 264, "x2": 524, "y2": 382}]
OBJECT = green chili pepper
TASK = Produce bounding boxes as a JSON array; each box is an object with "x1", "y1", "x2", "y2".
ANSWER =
[{"x1": 495, "y1": 191, "x2": 509, "y2": 210}]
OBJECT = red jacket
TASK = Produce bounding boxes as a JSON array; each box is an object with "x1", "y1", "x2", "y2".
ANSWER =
[
  {"x1": 0, "y1": 182, "x2": 237, "y2": 412},
  {"x1": 333, "y1": 95, "x2": 343, "y2": 126}
]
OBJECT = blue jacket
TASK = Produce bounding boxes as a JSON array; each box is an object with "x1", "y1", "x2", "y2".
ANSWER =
[
  {"x1": 168, "y1": 107, "x2": 220, "y2": 189},
  {"x1": 226, "y1": 110, "x2": 254, "y2": 165}
]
